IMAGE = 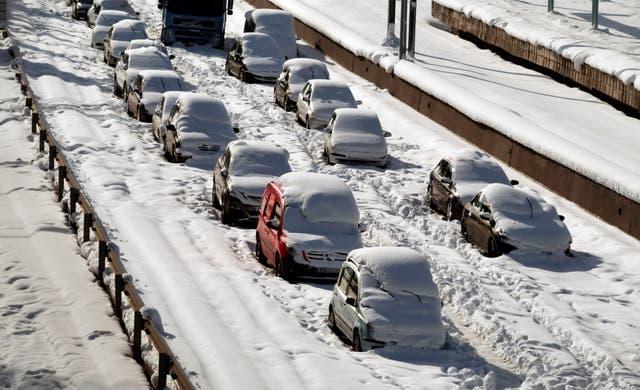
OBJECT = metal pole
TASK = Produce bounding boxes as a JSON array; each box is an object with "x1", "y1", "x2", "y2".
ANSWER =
[
  {"x1": 383, "y1": 0, "x2": 399, "y2": 47},
  {"x1": 548, "y1": 0, "x2": 554, "y2": 13},
  {"x1": 399, "y1": 0, "x2": 408, "y2": 60},
  {"x1": 408, "y1": 0, "x2": 417, "y2": 59},
  {"x1": 592, "y1": 0, "x2": 599, "y2": 29},
  {"x1": 57, "y1": 166, "x2": 66, "y2": 202},
  {"x1": 133, "y1": 311, "x2": 143, "y2": 361}
]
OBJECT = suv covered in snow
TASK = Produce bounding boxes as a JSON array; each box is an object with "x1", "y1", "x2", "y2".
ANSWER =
[
  {"x1": 255, "y1": 172, "x2": 363, "y2": 282},
  {"x1": 329, "y1": 247, "x2": 446, "y2": 351}
]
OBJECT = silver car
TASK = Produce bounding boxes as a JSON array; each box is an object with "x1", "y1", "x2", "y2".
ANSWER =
[{"x1": 296, "y1": 80, "x2": 359, "y2": 129}]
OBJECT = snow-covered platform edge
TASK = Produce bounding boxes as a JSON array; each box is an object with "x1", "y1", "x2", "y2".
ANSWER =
[
  {"x1": 246, "y1": 0, "x2": 640, "y2": 241},
  {"x1": 5, "y1": 35, "x2": 195, "y2": 390}
]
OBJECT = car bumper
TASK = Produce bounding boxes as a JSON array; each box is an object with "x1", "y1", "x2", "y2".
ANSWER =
[
  {"x1": 330, "y1": 153, "x2": 387, "y2": 166},
  {"x1": 290, "y1": 261, "x2": 341, "y2": 278},
  {"x1": 227, "y1": 195, "x2": 261, "y2": 222}
]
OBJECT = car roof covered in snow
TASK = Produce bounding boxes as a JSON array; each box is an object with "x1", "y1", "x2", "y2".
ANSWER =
[
  {"x1": 332, "y1": 108, "x2": 382, "y2": 134},
  {"x1": 283, "y1": 58, "x2": 327, "y2": 72},
  {"x1": 176, "y1": 93, "x2": 228, "y2": 119},
  {"x1": 239, "y1": 33, "x2": 283, "y2": 58},
  {"x1": 228, "y1": 140, "x2": 291, "y2": 177},
  {"x1": 276, "y1": 172, "x2": 359, "y2": 225},
  {"x1": 127, "y1": 39, "x2": 166, "y2": 52},
  {"x1": 480, "y1": 183, "x2": 545, "y2": 216},
  {"x1": 97, "y1": 9, "x2": 130, "y2": 18},
  {"x1": 349, "y1": 247, "x2": 439, "y2": 297},
  {"x1": 138, "y1": 69, "x2": 181, "y2": 80},
  {"x1": 447, "y1": 149, "x2": 510, "y2": 184},
  {"x1": 308, "y1": 79, "x2": 348, "y2": 89},
  {"x1": 111, "y1": 19, "x2": 145, "y2": 30}
]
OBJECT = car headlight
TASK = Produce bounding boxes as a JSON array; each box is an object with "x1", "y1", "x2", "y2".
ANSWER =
[{"x1": 287, "y1": 247, "x2": 309, "y2": 262}]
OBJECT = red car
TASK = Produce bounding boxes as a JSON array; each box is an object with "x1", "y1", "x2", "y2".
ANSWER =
[{"x1": 255, "y1": 172, "x2": 363, "y2": 282}]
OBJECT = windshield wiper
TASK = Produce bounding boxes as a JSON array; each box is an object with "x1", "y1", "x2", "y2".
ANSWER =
[
  {"x1": 379, "y1": 285, "x2": 397, "y2": 301},
  {"x1": 401, "y1": 289, "x2": 422, "y2": 303}
]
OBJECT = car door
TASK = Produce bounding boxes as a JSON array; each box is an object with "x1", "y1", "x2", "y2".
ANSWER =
[
  {"x1": 431, "y1": 160, "x2": 452, "y2": 211},
  {"x1": 128, "y1": 75, "x2": 142, "y2": 113},
  {"x1": 342, "y1": 270, "x2": 360, "y2": 341},
  {"x1": 257, "y1": 192, "x2": 277, "y2": 264},
  {"x1": 475, "y1": 200, "x2": 495, "y2": 249},
  {"x1": 465, "y1": 194, "x2": 486, "y2": 247},
  {"x1": 333, "y1": 266, "x2": 355, "y2": 336},
  {"x1": 324, "y1": 114, "x2": 336, "y2": 152}
]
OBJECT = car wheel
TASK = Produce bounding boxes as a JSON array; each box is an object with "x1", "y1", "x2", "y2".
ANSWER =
[
  {"x1": 276, "y1": 255, "x2": 296, "y2": 283},
  {"x1": 446, "y1": 200, "x2": 454, "y2": 221},
  {"x1": 486, "y1": 236, "x2": 502, "y2": 257},
  {"x1": 328, "y1": 306, "x2": 336, "y2": 330},
  {"x1": 255, "y1": 236, "x2": 267, "y2": 265},
  {"x1": 221, "y1": 193, "x2": 233, "y2": 225},
  {"x1": 284, "y1": 96, "x2": 292, "y2": 112},
  {"x1": 239, "y1": 68, "x2": 247, "y2": 82},
  {"x1": 212, "y1": 183, "x2": 221, "y2": 209},
  {"x1": 352, "y1": 330, "x2": 363, "y2": 352}
]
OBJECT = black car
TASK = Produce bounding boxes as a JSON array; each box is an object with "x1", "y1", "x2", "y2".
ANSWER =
[
  {"x1": 274, "y1": 58, "x2": 329, "y2": 111},
  {"x1": 225, "y1": 33, "x2": 285, "y2": 83},
  {"x1": 71, "y1": 0, "x2": 93, "y2": 20}
]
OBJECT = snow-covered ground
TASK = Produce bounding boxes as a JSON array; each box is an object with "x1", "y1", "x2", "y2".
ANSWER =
[
  {"x1": 435, "y1": 0, "x2": 640, "y2": 88},
  {"x1": 0, "y1": 42, "x2": 147, "y2": 389},
  {"x1": 258, "y1": 0, "x2": 640, "y2": 206},
  {"x1": 6, "y1": 0, "x2": 640, "y2": 389}
]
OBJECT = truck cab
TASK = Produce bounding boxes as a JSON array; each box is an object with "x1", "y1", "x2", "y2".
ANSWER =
[{"x1": 158, "y1": 0, "x2": 233, "y2": 48}]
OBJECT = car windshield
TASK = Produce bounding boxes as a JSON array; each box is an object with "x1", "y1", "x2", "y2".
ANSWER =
[
  {"x1": 282, "y1": 206, "x2": 359, "y2": 236},
  {"x1": 79, "y1": 0, "x2": 93, "y2": 4},
  {"x1": 243, "y1": 37, "x2": 281, "y2": 58},
  {"x1": 312, "y1": 85, "x2": 355, "y2": 104},
  {"x1": 97, "y1": 13, "x2": 129, "y2": 26},
  {"x1": 112, "y1": 26, "x2": 146, "y2": 41},
  {"x1": 290, "y1": 67, "x2": 329, "y2": 84},
  {"x1": 166, "y1": 0, "x2": 224, "y2": 16},
  {"x1": 229, "y1": 151, "x2": 291, "y2": 177},
  {"x1": 455, "y1": 159, "x2": 510, "y2": 184},
  {"x1": 143, "y1": 77, "x2": 182, "y2": 93},
  {"x1": 129, "y1": 53, "x2": 171, "y2": 70},
  {"x1": 334, "y1": 113, "x2": 383, "y2": 135}
]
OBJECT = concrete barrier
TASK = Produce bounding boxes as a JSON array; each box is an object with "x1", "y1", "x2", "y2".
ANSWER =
[{"x1": 244, "y1": 0, "x2": 640, "y2": 240}]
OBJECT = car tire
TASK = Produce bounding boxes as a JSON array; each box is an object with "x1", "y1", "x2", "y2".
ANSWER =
[
  {"x1": 328, "y1": 306, "x2": 336, "y2": 330},
  {"x1": 276, "y1": 255, "x2": 296, "y2": 283},
  {"x1": 239, "y1": 68, "x2": 247, "y2": 82},
  {"x1": 486, "y1": 236, "x2": 501, "y2": 257},
  {"x1": 352, "y1": 330, "x2": 363, "y2": 352},
  {"x1": 221, "y1": 193, "x2": 233, "y2": 225},
  {"x1": 255, "y1": 236, "x2": 267, "y2": 265},
  {"x1": 212, "y1": 183, "x2": 221, "y2": 209},
  {"x1": 446, "y1": 200, "x2": 454, "y2": 221}
]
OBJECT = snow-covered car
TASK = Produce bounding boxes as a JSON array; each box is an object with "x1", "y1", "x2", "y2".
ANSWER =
[
  {"x1": 151, "y1": 91, "x2": 182, "y2": 141},
  {"x1": 255, "y1": 172, "x2": 363, "y2": 282},
  {"x1": 213, "y1": 140, "x2": 292, "y2": 225},
  {"x1": 87, "y1": 0, "x2": 128, "y2": 27},
  {"x1": 126, "y1": 70, "x2": 185, "y2": 122},
  {"x1": 323, "y1": 108, "x2": 390, "y2": 168},
  {"x1": 329, "y1": 247, "x2": 446, "y2": 351},
  {"x1": 70, "y1": 0, "x2": 93, "y2": 20},
  {"x1": 296, "y1": 80, "x2": 359, "y2": 129},
  {"x1": 225, "y1": 33, "x2": 285, "y2": 83},
  {"x1": 164, "y1": 93, "x2": 238, "y2": 163},
  {"x1": 113, "y1": 47, "x2": 173, "y2": 98},
  {"x1": 124, "y1": 38, "x2": 167, "y2": 54},
  {"x1": 103, "y1": 19, "x2": 147, "y2": 66},
  {"x1": 428, "y1": 149, "x2": 518, "y2": 221},
  {"x1": 90, "y1": 10, "x2": 132, "y2": 49},
  {"x1": 274, "y1": 58, "x2": 329, "y2": 111},
  {"x1": 461, "y1": 183, "x2": 572, "y2": 257},
  {"x1": 243, "y1": 9, "x2": 297, "y2": 60}
]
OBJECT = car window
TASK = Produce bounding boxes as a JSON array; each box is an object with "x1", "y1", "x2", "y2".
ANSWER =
[
  {"x1": 260, "y1": 193, "x2": 272, "y2": 216},
  {"x1": 347, "y1": 273, "x2": 358, "y2": 302},
  {"x1": 438, "y1": 160, "x2": 452, "y2": 179},
  {"x1": 338, "y1": 267, "x2": 353, "y2": 294},
  {"x1": 471, "y1": 194, "x2": 482, "y2": 210},
  {"x1": 327, "y1": 115, "x2": 336, "y2": 129},
  {"x1": 480, "y1": 202, "x2": 491, "y2": 214},
  {"x1": 273, "y1": 203, "x2": 282, "y2": 225}
]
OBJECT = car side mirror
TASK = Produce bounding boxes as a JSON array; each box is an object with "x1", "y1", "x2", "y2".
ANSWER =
[
  {"x1": 358, "y1": 221, "x2": 367, "y2": 232},
  {"x1": 169, "y1": 54, "x2": 175, "y2": 60},
  {"x1": 303, "y1": 96, "x2": 310, "y2": 102},
  {"x1": 510, "y1": 179, "x2": 519, "y2": 185},
  {"x1": 119, "y1": 51, "x2": 125, "y2": 57},
  {"x1": 355, "y1": 100, "x2": 363, "y2": 105},
  {"x1": 227, "y1": 9, "x2": 233, "y2": 15},
  {"x1": 233, "y1": 126, "x2": 240, "y2": 134},
  {"x1": 383, "y1": 130, "x2": 392, "y2": 138},
  {"x1": 345, "y1": 297, "x2": 356, "y2": 306},
  {"x1": 166, "y1": 124, "x2": 176, "y2": 132},
  {"x1": 220, "y1": 168, "x2": 228, "y2": 177},
  {"x1": 558, "y1": 215, "x2": 565, "y2": 222},
  {"x1": 266, "y1": 218, "x2": 280, "y2": 230},
  {"x1": 324, "y1": 128, "x2": 332, "y2": 134}
]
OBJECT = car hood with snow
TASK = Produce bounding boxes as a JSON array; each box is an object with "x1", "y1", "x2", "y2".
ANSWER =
[
  {"x1": 451, "y1": 149, "x2": 511, "y2": 204},
  {"x1": 350, "y1": 247, "x2": 446, "y2": 349},
  {"x1": 481, "y1": 184, "x2": 572, "y2": 253},
  {"x1": 138, "y1": 70, "x2": 184, "y2": 113}
]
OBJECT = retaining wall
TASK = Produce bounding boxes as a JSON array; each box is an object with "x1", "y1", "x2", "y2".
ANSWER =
[{"x1": 245, "y1": 0, "x2": 640, "y2": 240}]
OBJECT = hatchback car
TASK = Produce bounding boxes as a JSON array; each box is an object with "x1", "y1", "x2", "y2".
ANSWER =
[
  {"x1": 244, "y1": 9, "x2": 297, "y2": 60},
  {"x1": 323, "y1": 108, "x2": 389, "y2": 167},
  {"x1": 274, "y1": 58, "x2": 329, "y2": 111},
  {"x1": 103, "y1": 19, "x2": 147, "y2": 66},
  {"x1": 71, "y1": 0, "x2": 94, "y2": 20},
  {"x1": 226, "y1": 33, "x2": 285, "y2": 83},
  {"x1": 329, "y1": 247, "x2": 446, "y2": 351},
  {"x1": 461, "y1": 183, "x2": 572, "y2": 257},
  {"x1": 164, "y1": 93, "x2": 237, "y2": 163},
  {"x1": 90, "y1": 9, "x2": 132, "y2": 49},
  {"x1": 255, "y1": 172, "x2": 363, "y2": 282},
  {"x1": 428, "y1": 149, "x2": 517, "y2": 221},
  {"x1": 126, "y1": 70, "x2": 185, "y2": 122},
  {"x1": 213, "y1": 140, "x2": 292, "y2": 225},
  {"x1": 114, "y1": 46, "x2": 173, "y2": 98},
  {"x1": 296, "y1": 80, "x2": 359, "y2": 129},
  {"x1": 151, "y1": 91, "x2": 182, "y2": 141}
]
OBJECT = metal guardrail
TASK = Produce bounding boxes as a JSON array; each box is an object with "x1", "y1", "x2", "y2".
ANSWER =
[{"x1": 9, "y1": 44, "x2": 196, "y2": 390}]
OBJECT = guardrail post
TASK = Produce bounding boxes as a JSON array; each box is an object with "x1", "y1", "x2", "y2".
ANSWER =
[
  {"x1": 83, "y1": 213, "x2": 93, "y2": 242},
  {"x1": 39, "y1": 129, "x2": 46, "y2": 152},
  {"x1": 115, "y1": 274, "x2": 124, "y2": 318},
  {"x1": 548, "y1": 0, "x2": 554, "y2": 12},
  {"x1": 57, "y1": 165, "x2": 66, "y2": 202},
  {"x1": 98, "y1": 240, "x2": 107, "y2": 283},
  {"x1": 408, "y1": 0, "x2": 417, "y2": 58},
  {"x1": 158, "y1": 353, "x2": 171, "y2": 389},
  {"x1": 399, "y1": 0, "x2": 408, "y2": 59},
  {"x1": 25, "y1": 96, "x2": 32, "y2": 108},
  {"x1": 133, "y1": 310, "x2": 143, "y2": 361},
  {"x1": 31, "y1": 112, "x2": 38, "y2": 134},
  {"x1": 69, "y1": 187, "x2": 79, "y2": 215},
  {"x1": 592, "y1": 0, "x2": 599, "y2": 28},
  {"x1": 48, "y1": 144, "x2": 56, "y2": 171}
]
